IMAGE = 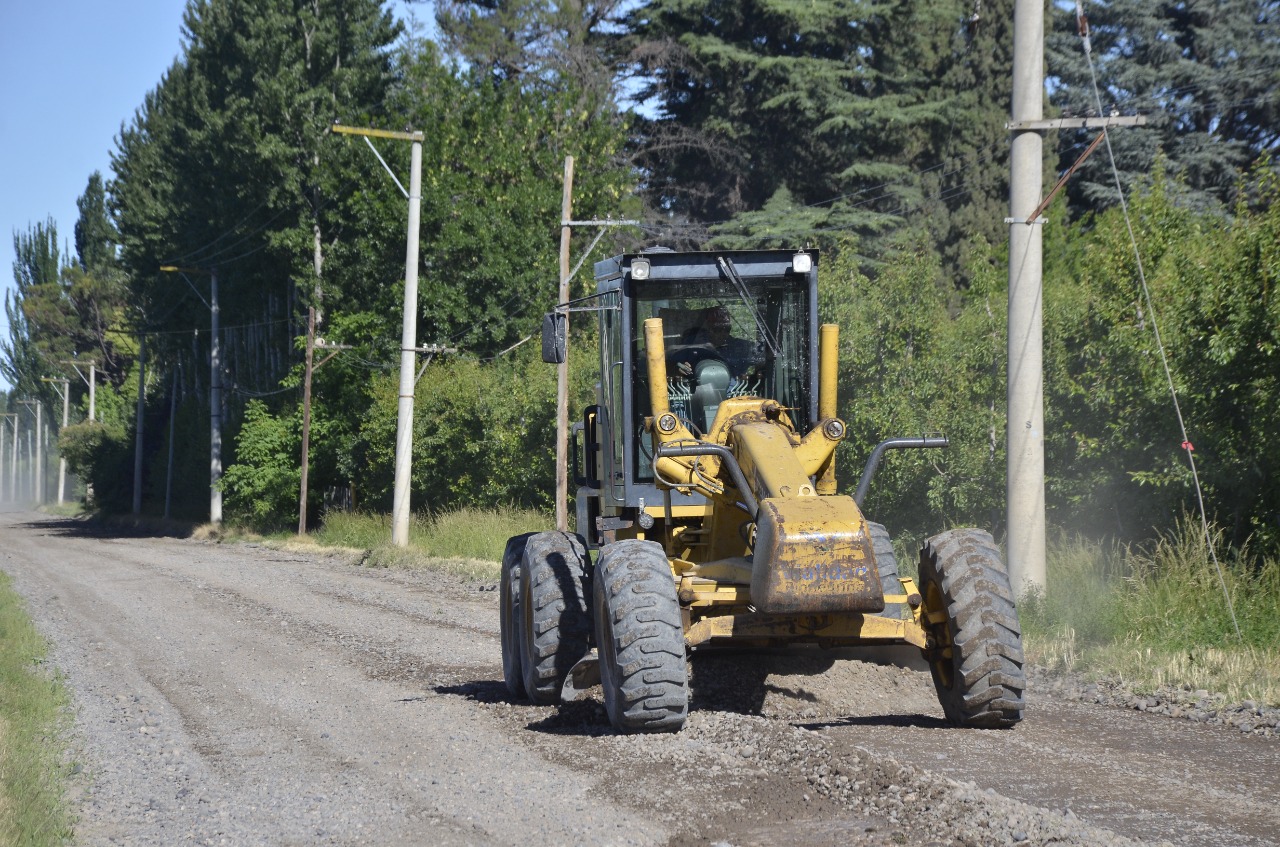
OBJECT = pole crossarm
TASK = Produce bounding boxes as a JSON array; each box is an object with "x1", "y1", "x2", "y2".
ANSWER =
[
  {"x1": 331, "y1": 123, "x2": 424, "y2": 142},
  {"x1": 1007, "y1": 115, "x2": 1147, "y2": 131},
  {"x1": 61, "y1": 360, "x2": 97, "y2": 388},
  {"x1": 561, "y1": 219, "x2": 642, "y2": 227}
]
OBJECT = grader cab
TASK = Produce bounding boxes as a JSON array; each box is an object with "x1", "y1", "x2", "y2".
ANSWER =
[{"x1": 501, "y1": 248, "x2": 1025, "y2": 733}]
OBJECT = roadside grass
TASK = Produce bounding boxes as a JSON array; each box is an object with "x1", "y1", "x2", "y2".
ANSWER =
[
  {"x1": 306, "y1": 505, "x2": 552, "y2": 579},
  {"x1": 1021, "y1": 519, "x2": 1280, "y2": 706},
  {"x1": 0, "y1": 571, "x2": 73, "y2": 846}
]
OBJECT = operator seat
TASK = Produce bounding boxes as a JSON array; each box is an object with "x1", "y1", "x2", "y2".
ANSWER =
[{"x1": 690, "y1": 358, "x2": 731, "y2": 433}]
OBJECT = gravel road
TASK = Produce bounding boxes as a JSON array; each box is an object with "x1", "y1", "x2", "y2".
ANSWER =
[{"x1": 2, "y1": 508, "x2": 1276, "y2": 847}]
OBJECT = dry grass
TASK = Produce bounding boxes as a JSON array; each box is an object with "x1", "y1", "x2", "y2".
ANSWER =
[{"x1": 1021, "y1": 520, "x2": 1280, "y2": 706}]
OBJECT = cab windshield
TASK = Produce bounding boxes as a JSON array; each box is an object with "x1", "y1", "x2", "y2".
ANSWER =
[{"x1": 631, "y1": 274, "x2": 811, "y2": 480}]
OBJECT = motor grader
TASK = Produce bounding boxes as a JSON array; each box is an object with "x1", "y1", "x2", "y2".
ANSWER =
[{"x1": 501, "y1": 248, "x2": 1025, "y2": 733}]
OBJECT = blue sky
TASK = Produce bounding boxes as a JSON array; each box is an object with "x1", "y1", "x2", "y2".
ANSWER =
[{"x1": 0, "y1": 0, "x2": 426, "y2": 392}]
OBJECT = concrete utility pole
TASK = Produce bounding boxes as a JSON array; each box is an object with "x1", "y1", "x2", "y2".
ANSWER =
[
  {"x1": 63, "y1": 360, "x2": 97, "y2": 422},
  {"x1": 159, "y1": 265, "x2": 223, "y2": 524},
  {"x1": 1005, "y1": 2, "x2": 1147, "y2": 596},
  {"x1": 210, "y1": 268, "x2": 222, "y2": 524},
  {"x1": 332, "y1": 123, "x2": 426, "y2": 547},
  {"x1": 133, "y1": 336, "x2": 146, "y2": 515},
  {"x1": 42, "y1": 377, "x2": 70, "y2": 504},
  {"x1": 165, "y1": 368, "x2": 178, "y2": 520},
  {"x1": 555, "y1": 156, "x2": 575, "y2": 532},
  {"x1": 1006, "y1": 0, "x2": 1048, "y2": 597},
  {"x1": 0, "y1": 413, "x2": 14, "y2": 501},
  {"x1": 19, "y1": 400, "x2": 43, "y2": 504}
]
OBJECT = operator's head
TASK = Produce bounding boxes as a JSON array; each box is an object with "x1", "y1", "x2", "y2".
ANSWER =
[{"x1": 707, "y1": 307, "x2": 732, "y2": 343}]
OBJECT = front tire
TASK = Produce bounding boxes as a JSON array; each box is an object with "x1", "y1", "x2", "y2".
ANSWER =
[
  {"x1": 594, "y1": 539, "x2": 689, "y2": 733},
  {"x1": 919, "y1": 529, "x2": 1025, "y2": 728},
  {"x1": 519, "y1": 531, "x2": 592, "y2": 705}
]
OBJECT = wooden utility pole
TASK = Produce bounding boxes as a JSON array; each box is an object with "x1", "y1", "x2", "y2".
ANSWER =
[{"x1": 555, "y1": 156, "x2": 575, "y2": 532}]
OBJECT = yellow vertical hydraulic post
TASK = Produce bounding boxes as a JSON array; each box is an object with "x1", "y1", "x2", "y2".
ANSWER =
[
  {"x1": 645, "y1": 318, "x2": 672, "y2": 418},
  {"x1": 817, "y1": 324, "x2": 840, "y2": 494}
]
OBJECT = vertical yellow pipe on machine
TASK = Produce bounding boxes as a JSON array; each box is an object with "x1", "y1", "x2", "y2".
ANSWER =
[
  {"x1": 645, "y1": 318, "x2": 672, "y2": 418},
  {"x1": 817, "y1": 324, "x2": 839, "y2": 494}
]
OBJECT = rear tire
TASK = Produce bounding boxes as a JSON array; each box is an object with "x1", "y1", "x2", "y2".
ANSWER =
[
  {"x1": 519, "y1": 531, "x2": 592, "y2": 705},
  {"x1": 919, "y1": 529, "x2": 1025, "y2": 728},
  {"x1": 500, "y1": 533, "x2": 533, "y2": 698},
  {"x1": 867, "y1": 521, "x2": 907, "y2": 619},
  {"x1": 594, "y1": 539, "x2": 688, "y2": 733}
]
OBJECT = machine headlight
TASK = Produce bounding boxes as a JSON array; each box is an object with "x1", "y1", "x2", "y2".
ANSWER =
[
  {"x1": 792, "y1": 252, "x2": 812, "y2": 274},
  {"x1": 631, "y1": 258, "x2": 651, "y2": 280}
]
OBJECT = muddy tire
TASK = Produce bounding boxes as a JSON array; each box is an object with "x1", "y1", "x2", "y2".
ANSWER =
[
  {"x1": 500, "y1": 533, "x2": 534, "y2": 698},
  {"x1": 519, "y1": 531, "x2": 592, "y2": 705},
  {"x1": 868, "y1": 521, "x2": 907, "y2": 620},
  {"x1": 919, "y1": 529, "x2": 1025, "y2": 728},
  {"x1": 594, "y1": 539, "x2": 688, "y2": 733}
]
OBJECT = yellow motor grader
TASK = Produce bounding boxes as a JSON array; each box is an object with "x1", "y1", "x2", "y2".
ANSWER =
[{"x1": 500, "y1": 248, "x2": 1024, "y2": 733}]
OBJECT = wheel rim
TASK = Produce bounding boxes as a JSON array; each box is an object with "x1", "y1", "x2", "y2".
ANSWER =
[
  {"x1": 596, "y1": 597, "x2": 620, "y2": 716},
  {"x1": 924, "y1": 579, "x2": 955, "y2": 690}
]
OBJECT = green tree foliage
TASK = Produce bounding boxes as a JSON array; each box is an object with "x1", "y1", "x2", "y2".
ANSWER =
[
  {"x1": 57, "y1": 419, "x2": 131, "y2": 510},
  {"x1": 221, "y1": 399, "x2": 302, "y2": 527},
  {"x1": 1046, "y1": 0, "x2": 1280, "y2": 215},
  {"x1": 210, "y1": 33, "x2": 632, "y2": 529},
  {"x1": 434, "y1": 0, "x2": 627, "y2": 103},
  {"x1": 112, "y1": 0, "x2": 401, "y2": 380},
  {"x1": 354, "y1": 344, "x2": 559, "y2": 513},
  {"x1": 821, "y1": 239, "x2": 1006, "y2": 537},
  {"x1": 1043, "y1": 162, "x2": 1280, "y2": 553},
  {"x1": 623, "y1": 0, "x2": 1008, "y2": 263},
  {"x1": 3, "y1": 220, "x2": 68, "y2": 405}
]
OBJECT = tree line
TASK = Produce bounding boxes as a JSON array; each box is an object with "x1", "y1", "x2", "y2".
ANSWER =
[{"x1": 2, "y1": 0, "x2": 1277, "y2": 556}]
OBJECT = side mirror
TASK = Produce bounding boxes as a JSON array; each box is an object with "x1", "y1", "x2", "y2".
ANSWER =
[{"x1": 541, "y1": 312, "x2": 566, "y2": 364}]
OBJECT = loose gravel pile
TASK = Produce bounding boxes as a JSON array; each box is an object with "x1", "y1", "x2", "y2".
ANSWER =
[
  {"x1": 1027, "y1": 666, "x2": 1279, "y2": 737},
  {"x1": 606, "y1": 705, "x2": 1158, "y2": 847}
]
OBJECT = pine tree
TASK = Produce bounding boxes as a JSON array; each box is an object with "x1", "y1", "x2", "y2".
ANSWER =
[
  {"x1": 1046, "y1": 0, "x2": 1280, "y2": 215},
  {"x1": 624, "y1": 0, "x2": 1011, "y2": 268}
]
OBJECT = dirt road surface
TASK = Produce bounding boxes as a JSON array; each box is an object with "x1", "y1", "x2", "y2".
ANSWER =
[{"x1": 2, "y1": 508, "x2": 1276, "y2": 846}]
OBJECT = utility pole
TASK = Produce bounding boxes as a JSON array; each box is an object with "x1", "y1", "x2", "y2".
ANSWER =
[
  {"x1": 300, "y1": 305, "x2": 317, "y2": 535},
  {"x1": 210, "y1": 267, "x2": 222, "y2": 524},
  {"x1": 159, "y1": 265, "x2": 223, "y2": 525},
  {"x1": 18, "y1": 400, "x2": 43, "y2": 504},
  {"x1": 41, "y1": 377, "x2": 70, "y2": 503},
  {"x1": 0, "y1": 413, "x2": 14, "y2": 501},
  {"x1": 332, "y1": 123, "x2": 425, "y2": 547},
  {"x1": 555, "y1": 156, "x2": 575, "y2": 532},
  {"x1": 297, "y1": 334, "x2": 352, "y2": 534},
  {"x1": 1006, "y1": 1, "x2": 1147, "y2": 597},
  {"x1": 133, "y1": 335, "x2": 146, "y2": 514},
  {"x1": 63, "y1": 360, "x2": 98, "y2": 422},
  {"x1": 165, "y1": 367, "x2": 179, "y2": 520},
  {"x1": 1006, "y1": 0, "x2": 1048, "y2": 597}
]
